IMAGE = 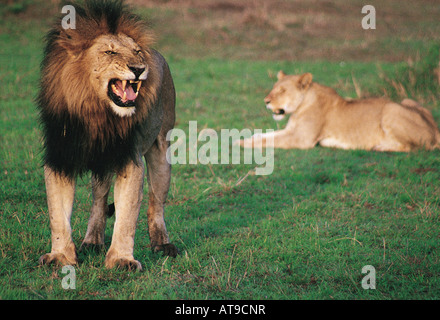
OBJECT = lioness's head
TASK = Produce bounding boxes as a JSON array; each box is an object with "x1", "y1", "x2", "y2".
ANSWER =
[{"x1": 265, "y1": 71, "x2": 313, "y2": 121}]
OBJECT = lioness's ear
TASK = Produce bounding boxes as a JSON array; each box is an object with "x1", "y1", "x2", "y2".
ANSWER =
[
  {"x1": 277, "y1": 70, "x2": 286, "y2": 80},
  {"x1": 298, "y1": 73, "x2": 313, "y2": 90}
]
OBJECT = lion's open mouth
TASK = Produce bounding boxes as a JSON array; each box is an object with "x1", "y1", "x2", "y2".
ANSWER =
[{"x1": 108, "y1": 79, "x2": 142, "y2": 107}]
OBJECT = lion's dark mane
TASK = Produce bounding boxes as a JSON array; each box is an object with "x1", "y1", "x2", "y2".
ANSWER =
[{"x1": 38, "y1": 101, "x2": 142, "y2": 179}]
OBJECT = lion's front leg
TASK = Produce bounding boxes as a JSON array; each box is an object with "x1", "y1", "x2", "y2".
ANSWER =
[
  {"x1": 145, "y1": 137, "x2": 179, "y2": 257},
  {"x1": 39, "y1": 166, "x2": 77, "y2": 266},
  {"x1": 105, "y1": 160, "x2": 144, "y2": 271}
]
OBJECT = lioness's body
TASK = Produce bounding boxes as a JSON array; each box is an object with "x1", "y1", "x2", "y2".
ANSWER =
[
  {"x1": 37, "y1": 0, "x2": 178, "y2": 271},
  {"x1": 240, "y1": 71, "x2": 440, "y2": 151}
]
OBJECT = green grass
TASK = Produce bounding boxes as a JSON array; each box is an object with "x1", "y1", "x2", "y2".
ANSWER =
[{"x1": 1, "y1": 3, "x2": 440, "y2": 300}]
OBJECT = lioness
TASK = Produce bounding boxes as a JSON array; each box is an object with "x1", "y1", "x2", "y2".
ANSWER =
[
  {"x1": 37, "y1": 0, "x2": 178, "y2": 270},
  {"x1": 239, "y1": 71, "x2": 440, "y2": 151}
]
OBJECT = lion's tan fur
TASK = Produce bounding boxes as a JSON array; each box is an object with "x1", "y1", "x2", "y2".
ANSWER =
[{"x1": 239, "y1": 71, "x2": 440, "y2": 152}]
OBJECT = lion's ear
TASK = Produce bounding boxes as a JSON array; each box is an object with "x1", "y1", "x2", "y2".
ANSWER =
[
  {"x1": 277, "y1": 70, "x2": 286, "y2": 80},
  {"x1": 298, "y1": 73, "x2": 313, "y2": 90},
  {"x1": 56, "y1": 29, "x2": 87, "y2": 57}
]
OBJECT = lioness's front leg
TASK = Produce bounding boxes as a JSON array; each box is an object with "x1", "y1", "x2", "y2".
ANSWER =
[
  {"x1": 238, "y1": 130, "x2": 278, "y2": 148},
  {"x1": 39, "y1": 166, "x2": 77, "y2": 266},
  {"x1": 105, "y1": 159, "x2": 144, "y2": 271},
  {"x1": 238, "y1": 127, "x2": 318, "y2": 150},
  {"x1": 238, "y1": 129, "x2": 295, "y2": 149},
  {"x1": 145, "y1": 136, "x2": 179, "y2": 257}
]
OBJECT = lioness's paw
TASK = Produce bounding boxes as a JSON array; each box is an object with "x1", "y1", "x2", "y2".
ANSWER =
[
  {"x1": 153, "y1": 243, "x2": 179, "y2": 258},
  {"x1": 39, "y1": 252, "x2": 78, "y2": 266}
]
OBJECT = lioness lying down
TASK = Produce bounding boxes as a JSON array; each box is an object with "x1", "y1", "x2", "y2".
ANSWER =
[{"x1": 239, "y1": 71, "x2": 440, "y2": 151}]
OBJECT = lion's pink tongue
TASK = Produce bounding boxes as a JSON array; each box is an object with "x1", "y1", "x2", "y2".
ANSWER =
[{"x1": 113, "y1": 80, "x2": 137, "y2": 102}]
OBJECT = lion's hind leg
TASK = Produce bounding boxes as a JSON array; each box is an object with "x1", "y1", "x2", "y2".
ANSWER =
[
  {"x1": 145, "y1": 136, "x2": 179, "y2": 258},
  {"x1": 80, "y1": 175, "x2": 112, "y2": 252}
]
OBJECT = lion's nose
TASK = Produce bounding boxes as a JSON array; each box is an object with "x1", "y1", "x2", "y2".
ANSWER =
[{"x1": 129, "y1": 66, "x2": 145, "y2": 79}]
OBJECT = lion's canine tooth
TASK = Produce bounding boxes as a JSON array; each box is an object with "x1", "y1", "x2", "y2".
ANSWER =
[
  {"x1": 122, "y1": 80, "x2": 127, "y2": 91},
  {"x1": 136, "y1": 81, "x2": 142, "y2": 93},
  {"x1": 123, "y1": 91, "x2": 127, "y2": 100}
]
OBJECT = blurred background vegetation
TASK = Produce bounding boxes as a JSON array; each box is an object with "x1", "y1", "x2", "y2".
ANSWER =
[{"x1": 2, "y1": 0, "x2": 438, "y2": 104}]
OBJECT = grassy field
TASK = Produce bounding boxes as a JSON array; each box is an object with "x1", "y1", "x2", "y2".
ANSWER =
[{"x1": 1, "y1": 0, "x2": 440, "y2": 300}]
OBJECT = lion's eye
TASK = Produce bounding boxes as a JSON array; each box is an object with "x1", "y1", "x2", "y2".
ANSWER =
[
  {"x1": 135, "y1": 50, "x2": 142, "y2": 55},
  {"x1": 105, "y1": 50, "x2": 117, "y2": 55}
]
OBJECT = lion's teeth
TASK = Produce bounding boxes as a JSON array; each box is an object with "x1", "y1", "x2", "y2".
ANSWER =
[
  {"x1": 111, "y1": 84, "x2": 117, "y2": 92},
  {"x1": 136, "y1": 81, "x2": 142, "y2": 93},
  {"x1": 122, "y1": 80, "x2": 127, "y2": 91},
  {"x1": 123, "y1": 91, "x2": 127, "y2": 100}
]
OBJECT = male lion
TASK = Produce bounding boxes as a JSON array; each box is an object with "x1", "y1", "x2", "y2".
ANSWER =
[
  {"x1": 239, "y1": 71, "x2": 440, "y2": 151},
  {"x1": 37, "y1": 0, "x2": 178, "y2": 270}
]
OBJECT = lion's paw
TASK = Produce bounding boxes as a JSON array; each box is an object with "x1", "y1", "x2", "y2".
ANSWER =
[
  {"x1": 153, "y1": 243, "x2": 179, "y2": 258},
  {"x1": 39, "y1": 252, "x2": 78, "y2": 266},
  {"x1": 105, "y1": 256, "x2": 142, "y2": 271}
]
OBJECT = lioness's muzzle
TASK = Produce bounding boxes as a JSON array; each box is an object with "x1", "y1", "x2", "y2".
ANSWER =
[{"x1": 272, "y1": 109, "x2": 285, "y2": 115}]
